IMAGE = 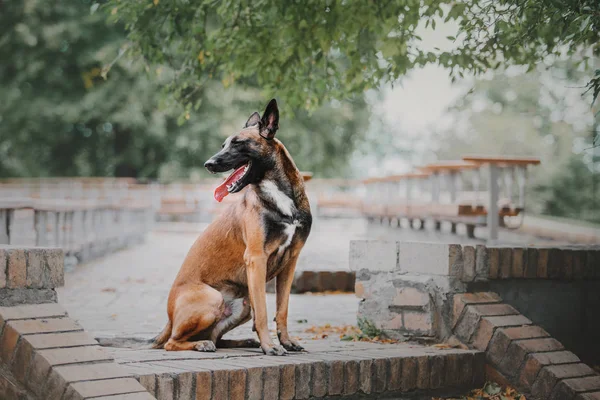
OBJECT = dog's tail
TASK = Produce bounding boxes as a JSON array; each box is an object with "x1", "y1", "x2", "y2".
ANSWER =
[{"x1": 151, "y1": 321, "x2": 172, "y2": 349}]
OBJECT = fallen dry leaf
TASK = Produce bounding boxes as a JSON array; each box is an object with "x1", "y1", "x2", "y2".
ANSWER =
[{"x1": 101, "y1": 287, "x2": 117, "y2": 293}]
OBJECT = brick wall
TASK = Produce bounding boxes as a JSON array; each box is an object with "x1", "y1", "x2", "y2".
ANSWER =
[{"x1": 0, "y1": 245, "x2": 153, "y2": 399}]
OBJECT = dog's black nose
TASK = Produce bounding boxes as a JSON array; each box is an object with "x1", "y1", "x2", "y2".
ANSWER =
[{"x1": 204, "y1": 160, "x2": 216, "y2": 170}]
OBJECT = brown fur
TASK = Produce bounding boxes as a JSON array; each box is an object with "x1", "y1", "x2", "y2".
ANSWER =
[{"x1": 153, "y1": 124, "x2": 311, "y2": 355}]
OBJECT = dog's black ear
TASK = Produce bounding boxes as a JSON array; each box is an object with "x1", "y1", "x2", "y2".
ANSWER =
[
  {"x1": 244, "y1": 112, "x2": 261, "y2": 128},
  {"x1": 259, "y1": 99, "x2": 279, "y2": 140}
]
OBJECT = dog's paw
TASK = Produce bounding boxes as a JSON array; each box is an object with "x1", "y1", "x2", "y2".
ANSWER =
[
  {"x1": 263, "y1": 344, "x2": 288, "y2": 356},
  {"x1": 195, "y1": 340, "x2": 216, "y2": 352},
  {"x1": 282, "y1": 341, "x2": 305, "y2": 352}
]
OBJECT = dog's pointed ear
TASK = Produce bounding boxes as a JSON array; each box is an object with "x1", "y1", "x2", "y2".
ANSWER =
[
  {"x1": 244, "y1": 112, "x2": 261, "y2": 128},
  {"x1": 259, "y1": 99, "x2": 279, "y2": 140}
]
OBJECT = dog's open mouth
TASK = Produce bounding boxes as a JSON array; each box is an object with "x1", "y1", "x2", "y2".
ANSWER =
[{"x1": 214, "y1": 162, "x2": 251, "y2": 202}]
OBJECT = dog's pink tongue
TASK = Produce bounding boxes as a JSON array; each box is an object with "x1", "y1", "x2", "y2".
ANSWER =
[{"x1": 213, "y1": 164, "x2": 247, "y2": 203}]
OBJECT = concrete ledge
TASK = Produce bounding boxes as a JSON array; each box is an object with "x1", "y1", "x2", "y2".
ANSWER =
[{"x1": 453, "y1": 292, "x2": 600, "y2": 399}]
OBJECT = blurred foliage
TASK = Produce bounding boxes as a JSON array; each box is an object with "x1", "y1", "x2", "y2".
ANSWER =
[
  {"x1": 433, "y1": 64, "x2": 599, "y2": 222},
  {"x1": 0, "y1": 0, "x2": 373, "y2": 180},
  {"x1": 106, "y1": 0, "x2": 600, "y2": 111}
]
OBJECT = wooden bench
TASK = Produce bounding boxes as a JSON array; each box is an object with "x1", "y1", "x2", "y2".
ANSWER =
[{"x1": 360, "y1": 156, "x2": 541, "y2": 240}]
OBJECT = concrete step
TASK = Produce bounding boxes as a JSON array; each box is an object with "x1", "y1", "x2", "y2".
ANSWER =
[{"x1": 105, "y1": 341, "x2": 485, "y2": 399}]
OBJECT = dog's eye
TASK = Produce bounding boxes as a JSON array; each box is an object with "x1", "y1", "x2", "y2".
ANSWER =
[{"x1": 231, "y1": 139, "x2": 243, "y2": 146}]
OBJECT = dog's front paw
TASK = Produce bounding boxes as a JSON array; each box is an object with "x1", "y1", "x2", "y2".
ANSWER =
[
  {"x1": 263, "y1": 344, "x2": 288, "y2": 356},
  {"x1": 281, "y1": 340, "x2": 305, "y2": 352},
  {"x1": 195, "y1": 340, "x2": 216, "y2": 352}
]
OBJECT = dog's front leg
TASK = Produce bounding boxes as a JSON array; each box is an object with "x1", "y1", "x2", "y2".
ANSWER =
[
  {"x1": 244, "y1": 250, "x2": 287, "y2": 356},
  {"x1": 275, "y1": 252, "x2": 304, "y2": 352}
]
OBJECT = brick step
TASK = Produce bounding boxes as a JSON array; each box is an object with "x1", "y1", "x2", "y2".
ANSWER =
[
  {"x1": 266, "y1": 271, "x2": 355, "y2": 294},
  {"x1": 106, "y1": 341, "x2": 485, "y2": 400}
]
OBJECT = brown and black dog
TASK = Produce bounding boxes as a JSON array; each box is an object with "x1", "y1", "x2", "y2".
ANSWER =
[{"x1": 152, "y1": 99, "x2": 312, "y2": 355}]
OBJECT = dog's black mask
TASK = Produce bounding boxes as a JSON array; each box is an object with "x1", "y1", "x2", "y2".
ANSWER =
[{"x1": 205, "y1": 99, "x2": 279, "y2": 202}]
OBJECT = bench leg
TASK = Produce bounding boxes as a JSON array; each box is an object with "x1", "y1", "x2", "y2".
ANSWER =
[
  {"x1": 450, "y1": 223, "x2": 457, "y2": 234},
  {"x1": 466, "y1": 224, "x2": 475, "y2": 238},
  {"x1": 419, "y1": 219, "x2": 426, "y2": 230},
  {"x1": 434, "y1": 221, "x2": 441, "y2": 231}
]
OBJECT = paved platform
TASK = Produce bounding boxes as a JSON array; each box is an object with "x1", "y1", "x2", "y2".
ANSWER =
[{"x1": 105, "y1": 340, "x2": 484, "y2": 400}]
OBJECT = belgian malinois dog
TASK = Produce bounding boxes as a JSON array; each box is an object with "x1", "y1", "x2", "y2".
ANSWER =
[{"x1": 153, "y1": 99, "x2": 312, "y2": 355}]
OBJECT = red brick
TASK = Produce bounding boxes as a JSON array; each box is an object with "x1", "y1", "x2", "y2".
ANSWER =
[
  {"x1": 547, "y1": 249, "x2": 564, "y2": 279},
  {"x1": 328, "y1": 360, "x2": 344, "y2": 396},
  {"x1": 471, "y1": 318, "x2": 496, "y2": 351},
  {"x1": 469, "y1": 303, "x2": 519, "y2": 317},
  {"x1": 416, "y1": 356, "x2": 430, "y2": 390},
  {"x1": 38, "y1": 346, "x2": 112, "y2": 366},
  {"x1": 487, "y1": 325, "x2": 550, "y2": 364},
  {"x1": 372, "y1": 358, "x2": 386, "y2": 393},
  {"x1": 537, "y1": 248, "x2": 549, "y2": 278},
  {"x1": 499, "y1": 338, "x2": 564, "y2": 376},
  {"x1": 27, "y1": 352, "x2": 53, "y2": 396},
  {"x1": 54, "y1": 362, "x2": 132, "y2": 383},
  {"x1": 403, "y1": 311, "x2": 432, "y2": 333},
  {"x1": 26, "y1": 331, "x2": 97, "y2": 349},
  {"x1": 45, "y1": 368, "x2": 69, "y2": 399},
  {"x1": 0, "y1": 322, "x2": 19, "y2": 363},
  {"x1": 499, "y1": 248, "x2": 512, "y2": 278},
  {"x1": 193, "y1": 370, "x2": 210, "y2": 400},
  {"x1": 311, "y1": 361, "x2": 327, "y2": 397},
  {"x1": 430, "y1": 355, "x2": 445, "y2": 389},
  {"x1": 400, "y1": 357, "x2": 417, "y2": 391},
  {"x1": 295, "y1": 362, "x2": 311, "y2": 399},
  {"x1": 484, "y1": 314, "x2": 531, "y2": 327},
  {"x1": 12, "y1": 337, "x2": 33, "y2": 383},
  {"x1": 25, "y1": 249, "x2": 45, "y2": 288},
  {"x1": 279, "y1": 364, "x2": 295, "y2": 400},
  {"x1": 228, "y1": 368, "x2": 246, "y2": 400},
  {"x1": 263, "y1": 366, "x2": 280, "y2": 400},
  {"x1": 156, "y1": 373, "x2": 174, "y2": 400},
  {"x1": 137, "y1": 375, "x2": 156, "y2": 396},
  {"x1": 392, "y1": 287, "x2": 429, "y2": 307},
  {"x1": 0, "y1": 249, "x2": 6, "y2": 288},
  {"x1": 69, "y1": 378, "x2": 147, "y2": 399},
  {"x1": 7, "y1": 249, "x2": 26, "y2": 288},
  {"x1": 524, "y1": 248, "x2": 538, "y2": 278},
  {"x1": 9, "y1": 317, "x2": 82, "y2": 334},
  {"x1": 44, "y1": 248, "x2": 65, "y2": 287},
  {"x1": 453, "y1": 292, "x2": 502, "y2": 327},
  {"x1": 387, "y1": 357, "x2": 402, "y2": 391},
  {"x1": 336, "y1": 361, "x2": 355, "y2": 396},
  {"x1": 462, "y1": 245, "x2": 476, "y2": 282},
  {"x1": 0, "y1": 303, "x2": 66, "y2": 321},
  {"x1": 488, "y1": 248, "x2": 500, "y2": 279},
  {"x1": 485, "y1": 364, "x2": 512, "y2": 387},
  {"x1": 532, "y1": 364, "x2": 596, "y2": 399},
  {"x1": 511, "y1": 248, "x2": 525, "y2": 278}
]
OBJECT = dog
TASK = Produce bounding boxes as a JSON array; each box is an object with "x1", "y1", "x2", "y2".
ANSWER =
[{"x1": 152, "y1": 99, "x2": 312, "y2": 355}]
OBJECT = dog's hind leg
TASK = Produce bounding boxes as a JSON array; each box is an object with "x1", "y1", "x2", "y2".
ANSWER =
[
  {"x1": 210, "y1": 297, "x2": 258, "y2": 348},
  {"x1": 164, "y1": 284, "x2": 223, "y2": 352}
]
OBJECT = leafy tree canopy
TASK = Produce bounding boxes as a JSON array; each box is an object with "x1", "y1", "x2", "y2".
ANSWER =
[
  {"x1": 107, "y1": 0, "x2": 600, "y2": 110},
  {"x1": 0, "y1": 0, "x2": 374, "y2": 179}
]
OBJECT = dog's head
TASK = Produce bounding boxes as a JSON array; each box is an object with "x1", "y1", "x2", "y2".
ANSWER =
[{"x1": 205, "y1": 99, "x2": 281, "y2": 202}]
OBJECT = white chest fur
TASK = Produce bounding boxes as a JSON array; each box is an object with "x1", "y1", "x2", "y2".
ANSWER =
[
  {"x1": 260, "y1": 180, "x2": 295, "y2": 217},
  {"x1": 279, "y1": 219, "x2": 301, "y2": 254}
]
